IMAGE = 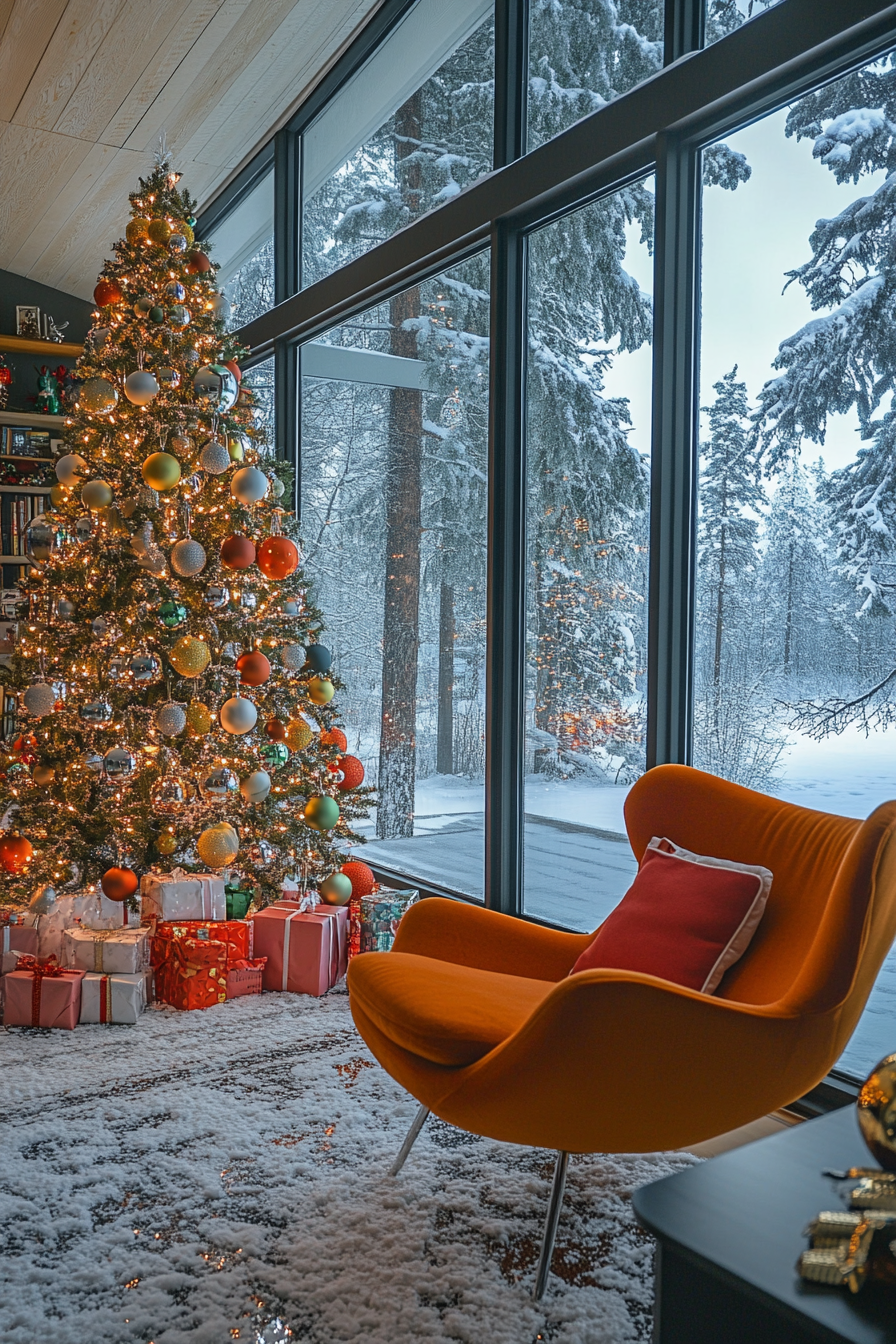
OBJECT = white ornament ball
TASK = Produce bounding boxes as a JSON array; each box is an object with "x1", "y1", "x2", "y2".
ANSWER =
[
  {"x1": 123, "y1": 369, "x2": 160, "y2": 405},
  {"x1": 281, "y1": 643, "x2": 305, "y2": 671},
  {"x1": 231, "y1": 466, "x2": 269, "y2": 504},
  {"x1": 208, "y1": 293, "x2": 230, "y2": 320},
  {"x1": 199, "y1": 437, "x2": 231, "y2": 475},
  {"x1": 219, "y1": 695, "x2": 257, "y2": 735},
  {"x1": 23, "y1": 682, "x2": 56, "y2": 718},
  {"x1": 30, "y1": 884, "x2": 57, "y2": 914},
  {"x1": 56, "y1": 453, "x2": 88, "y2": 486},
  {"x1": 240, "y1": 769, "x2": 271, "y2": 804},
  {"x1": 155, "y1": 703, "x2": 187, "y2": 736},
  {"x1": 170, "y1": 538, "x2": 206, "y2": 577},
  {"x1": 271, "y1": 476, "x2": 285, "y2": 499}
]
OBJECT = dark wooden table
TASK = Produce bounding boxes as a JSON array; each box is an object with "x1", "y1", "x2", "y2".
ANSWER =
[{"x1": 633, "y1": 1106, "x2": 896, "y2": 1344}]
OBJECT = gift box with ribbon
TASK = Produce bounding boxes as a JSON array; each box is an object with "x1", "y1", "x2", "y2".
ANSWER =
[
  {"x1": 140, "y1": 869, "x2": 226, "y2": 923},
  {"x1": 3, "y1": 956, "x2": 85, "y2": 1028},
  {"x1": 79, "y1": 971, "x2": 147, "y2": 1024},
  {"x1": 150, "y1": 919, "x2": 252, "y2": 972},
  {"x1": 62, "y1": 927, "x2": 150, "y2": 975},
  {"x1": 155, "y1": 936, "x2": 228, "y2": 1010},
  {"x1": 2, "y1": 912, "x2": 38, "y2": 958},
  {"x1": 252, "y1": 897, "x2": 348, "y2": 996},
  {"x1": 24, "y1": 890, "x2": 139, "y2": 960},
  {"x1": 349, "y1": 888, "x2": 419, "y2": 958},
  {"x1": 224, "y1": 881, "x2": 255, "y2": 921},
  {"x1": 225, "y1": 957, "x2": 267, "y2": 998}
]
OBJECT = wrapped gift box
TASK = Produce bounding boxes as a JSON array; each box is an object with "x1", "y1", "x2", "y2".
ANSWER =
[
  {"x1": 225, "y1": 882, "x2": 255, "y2": 920},
  {"x1": 80, "y1": 971, "x2": 147, "y2": 1024},
  {"x1": 2, "y1": 946, "x2": 26, "y2": 974},
  {"x1": 62, "y1": 927, "x2": 150, "y2": 975},
  {"x1": 225, "y1": 958, "x2": 267, "y2": 998},
  {"x1": 155, "y1": 936, "x2": 228, "y2": 1010},
  {"x1": 141, "y1": 870, "x2": 226, "y2": 923},
  {"x1": 4, "y1": 960, "x2": 85, "y2": 1028},
  {"x1": 1, "y1": 916, "x2": 38, "y2": 958},
  {"x1": 150, "y1": 919, "x2": 252, "y2": 972},
  {"x1": 349, "y1": 888, "x2": 419, "y2": 958},
  {"x1": 22, "y1": 889, "x2": 138, "y2": 960},
  {"x1": 252, "y1": 903, "x2": 348, "y2": 996}
]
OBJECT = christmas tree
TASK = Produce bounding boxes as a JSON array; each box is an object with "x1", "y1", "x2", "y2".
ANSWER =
[{"x1": 0, "y1": 156, "x2": 372, "y2": 907}]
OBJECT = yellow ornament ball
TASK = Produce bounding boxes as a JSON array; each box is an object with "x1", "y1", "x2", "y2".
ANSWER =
[
  {"x1": 142, "y1": 451, "x2": 181, "y2": 492},
  {"x1": 285, "y1": 720, "x2": 314, "y2": 752},
  {"x1": 307, "y1": 678, "x2": 335, "y2": 706},
  {"x1": 227, "y1": 436, "x2": 244, "y2": 462},
  {"x1": 157, "y1": 832, "x2": 177, "y2": 855},
  {"x1": 126, "y1": 217, "x2": 150, "y2": 244},
  {"x1": 180, "y1": 222, "x2": 195, "y2": 246},
  {"x1": 196, "y1": 823, "x2": 239, "y2": 868},
  {"x1": 186, "y1": 701, "x2": 212, "y2": 735},
  {"x1": 49, "y1": 484, "x2": 70, "y2": 507},
  {"x1": 168, "y1": 636, "x2": 211, "y2": 678},
  {"x1": 147, "y1": 217, "x2": 171, "y2": 245}
]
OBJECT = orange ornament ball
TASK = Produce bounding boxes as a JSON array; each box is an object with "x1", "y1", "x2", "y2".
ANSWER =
[
  {"x1": 320, "y1": 727, "x2": 347, "y2": 752},
  {"x1": 185, "y1": 249, "x2": 212, "y2": 274},
  {"x1": 341, "y1": 860, "x2": 375, "y2": 898},
  {"x1": 256, "y1": 535, "x2": 299, "y2": 580},
  {"x1": 101, "y1": 866, "x2": 139, "y2": 901},
  {"x1": 266, "y1": 717, "x2": 287, "y2": 741},
  {"x1": 0, "y1": 833, "x2": 33, "y2": 873},
  {"x1": 337, "y1": 755, "x2": 365, "y2": 790},
  {"x1": 94, "y1": 278, "x2": 122, "y2": 307},
  {"x1": 224, "y1": 359, "x2": 242, "y2": 382},
  {"x1": 236, "y1": 650, "x2": 271, "y2": 686},
  {"x1": 220, "y1": 534, "x2": 256, "y2": 570}
]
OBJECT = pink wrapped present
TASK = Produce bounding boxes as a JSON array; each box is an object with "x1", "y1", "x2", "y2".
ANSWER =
[
  {"x1": 225, "y1": 958, "x2": 267, "y2": 998},
  {"x1": 252, "y1": 903, "x2": 348, "y2": 996},
  {"x1": 1, "y1": 916, "x2": 38, "y2": 958},
  {"x1": 4, "y1": 957, "x2": 85, "y2": 1029}
]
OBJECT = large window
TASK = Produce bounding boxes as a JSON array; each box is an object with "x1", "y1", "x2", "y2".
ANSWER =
[
  {"x1": 697, "y1": 54, "x2": 896, "y2": 1074},
  {"x1": 302, "y1": 0, "x2": 494, "y2": 288},
  {"x1": 523, "y1": 182, "x2": 654, "y2": 929},
  {"x1": 300, "y1": 256, "x2": 489, "y2": 898},
  {"x1": 206, "y1": 168, "x2": 274, "y2": 330}
]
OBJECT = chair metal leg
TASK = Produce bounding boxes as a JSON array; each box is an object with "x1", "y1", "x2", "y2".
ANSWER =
[
  {"x1": 389, "y1": 1103, "x2": 430, "y2": 1177},
  {"x1": 533, "y1": 1150, "x2": 569, "y2": 1300}
]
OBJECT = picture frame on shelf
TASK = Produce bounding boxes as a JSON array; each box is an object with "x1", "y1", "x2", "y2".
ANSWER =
[{"x1": 15, "y1": 305, "x2": 41, "y2": 338}]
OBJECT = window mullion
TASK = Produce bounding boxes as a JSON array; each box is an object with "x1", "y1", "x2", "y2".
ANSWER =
[
  {"x1": 493, "y1": 0, "x2": 529, "y2": 168},
  {"x1": 665, "y1": 0, "x2": 704, "y2": 62}
]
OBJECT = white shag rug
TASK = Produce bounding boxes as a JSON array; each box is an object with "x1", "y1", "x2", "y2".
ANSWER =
[{"x1": 0, "y1": 988, "x2": 698, "y2": 1344}]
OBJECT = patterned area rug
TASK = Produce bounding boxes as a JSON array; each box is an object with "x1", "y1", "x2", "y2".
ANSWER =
[{"x1": 0, "y1": 989, "x2": 698, "y2": 1343}]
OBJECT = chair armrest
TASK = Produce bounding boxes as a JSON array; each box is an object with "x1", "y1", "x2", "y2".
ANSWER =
[
  {"x1": 392, "y1": 897, "x2": 592, "y2": 981},
  {"x1": 434, "y1": 971, "x2": 832, "y2": 1153}
]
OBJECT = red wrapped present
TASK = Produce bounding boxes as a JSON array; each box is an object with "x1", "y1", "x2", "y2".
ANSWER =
[
  {"x1": 225, "y1": 957, "x2": 267, "y2": 998},
  {"x1": 155, "y1": 936, "x2": 227, "y2": 1010},
  {"x1": 3, "y1": 956, "x2": 85, "y2": 1028},
  {"x1": 348, "y1": 888, "x2": 419, "y2": 959},
  {"x1": 150, "y1": 919, "x2": 252, "y2": 971},
  {"x1": 252, "y1": 902, "x2": 348, "y2": 996},
  {"x1": 1, "y1": 914, "x2": 38, "y2": 958}
]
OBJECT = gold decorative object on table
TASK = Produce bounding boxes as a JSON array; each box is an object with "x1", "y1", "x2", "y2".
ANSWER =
[
  {"x1": 857, "y1": 1051, "x2": 896, "y2": 1173},
  {"x1": 798, "y1": 1208, "x2": 896, "y2": 1292}
]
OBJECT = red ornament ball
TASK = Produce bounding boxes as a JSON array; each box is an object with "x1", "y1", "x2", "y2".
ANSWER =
[
  {"x1": 237, "y1": 650, "x2": 271, "y2": 686},
  {"x1": 336, "y1": 755, "x2": 365, "y2": 791},
  {"x1": 220, "y1": 534, "x2": 256, "y2": 570},
  {"x1": 341, "y1": 860, "x2": 375, "y2": 898},
  {"x1": 185, "y1": 249, "x2": 212, "y2": 274},
  {"x1": 320, "y1": 727, "x2": 348, "y2": 752},
  {"x1": 224, "y1": 359, "x2": 242, "y2": 383},
  {"x1": 0, "y1": 833, "x2": 33, "y2": 873},
  {"x1": 12, "y1": 734, "x2": 37, "y2": 755},
  {"x1": 256, "y1": 535, "x2": 299, "y2": 580},
  {"x1": 93, "y1": 278, "x2": 122, "y2": 307},
  {"x1": 266, "y1": 717, "x2": 287, "y2": 741},
  {"x1": 101, "y1": 866, "x2": 139, "y2": 901}
]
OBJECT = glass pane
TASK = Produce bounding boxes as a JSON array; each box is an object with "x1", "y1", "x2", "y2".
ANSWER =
[
  {"x1": 300, "y1": 255, "x2": 489, "y2": 898},
  {"x1": 697, "y1": 54, "x2": 896, "y2": 1077},
  {"x1": 528, "y1": 1, "x2": 663, "y2": 152},
  {"x1": 523, "y1": 179, "x2": 654, "y2": 929},
  {"x1": 206, "y1": 168, "x2": 274, "y2": 331},
  {"x1": 302, "y1": 0, "x2": 494, "y2": 288},
  {"x1": 243, "y1": 356, "x2": 275, "y2": 449},
  {"x1": 704, "y1": 1, "x2": 782, "y2": 48}
]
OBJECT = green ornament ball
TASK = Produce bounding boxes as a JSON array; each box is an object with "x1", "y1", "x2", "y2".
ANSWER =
[
  {"x1": 259, "y1": 741, "x2": 289, "y2": 769},
  {"x1": 149, "y1": 305, "x2": 165, "y2": 324},
  {"x1": 304, "y1": 795, "x2": 340, "y2": 832},
  {"x1": 159, "y1": 600, "x2": 187, "y2": 628},
  {"x1": 319, "y1": 873, "x2": 353, "y2": 906}
]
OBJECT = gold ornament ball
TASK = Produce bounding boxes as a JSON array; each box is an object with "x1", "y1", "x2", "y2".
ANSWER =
[
  {"x1": 147, "y1": 217, "x2": 171, "y2": 245},
  {"x1": 142, "y1": 451, "x2": 181, "y2": 492},
  {"x1": 81, "y1": 479, "x2": 113, "y2": 510},
  {"x1": 157, "y1": 832, "x2": 178, "y2": 855},
  {"x1": 227, "y1": 436, "x2": 245, "y2": 462},
  {"x1": 180, "y1": 221, "x2": 195, "y2": 246},
  {"x1": 168, "y1": 635, "x2": 211, "y2": 678},
  {"x1": 80, "y1": 378, "x2": 119, "y2": 414},
  {"x1": 196, "y1": 823, "x2": 239, "y2": 868},
  {"x1": 307, "y1": 678, "x2": 335, "y2": 706},
  {"x1": 33, "y1": 765, "x2": 56, "y2": 787},
  {"x1": 285, "y1": 720, "x2": 314, "y2": 752},
  {"x1": 857, "y1": 1052, "x2": 896, "y2": 1172},
  {"x1": 186, "y1": 701, "x2": 213, "y2": 735},
  {"x1": 49, "y1": 484, "x2": 69, "y2": 507},
  {"x1": 126, "y1": 217, "x2": 150, "y2": 244}
]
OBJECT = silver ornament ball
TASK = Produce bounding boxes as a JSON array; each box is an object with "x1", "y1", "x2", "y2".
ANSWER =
[
  {"x1": 170, "y1": 538, "x2": 207, "y2": 577},
  {"x1": 155, "y1": 703, "x2": 187, "y2": 737}
]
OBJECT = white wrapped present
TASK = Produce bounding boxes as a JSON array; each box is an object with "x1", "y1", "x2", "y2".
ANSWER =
[
  {"x1": 62, "y1": 927, "x2": 150, "y2": 975},
  {"x1": 79, "y1": 971, "x2": 147, "y2": 1024},
  {"x1": 23, "y1": 890, "x2": 140, "y2": 959},
  {"x1": 140, "y1": 869, "x2": 226, "y2": 922},
  {"x1": 1, "y1": 946, "x2": 25, "y2": 974}
]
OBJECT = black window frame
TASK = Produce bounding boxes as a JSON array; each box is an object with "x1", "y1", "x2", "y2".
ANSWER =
[{"x1": 199, "y1": 0, "x2": 896, "y2": 1102}]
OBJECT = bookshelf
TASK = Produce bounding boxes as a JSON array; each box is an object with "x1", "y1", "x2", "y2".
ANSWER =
[
  {"x1": 0, "y1": 409, "x2": 64, "y2": 429},
  {"x1": 0, "y1": 333, "x2": 83, "y2": 358}
]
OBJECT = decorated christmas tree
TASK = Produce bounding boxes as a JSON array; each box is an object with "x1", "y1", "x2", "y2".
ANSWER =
[{"x1": 0, "y1": 156, "x2": 373, "y2": 908}]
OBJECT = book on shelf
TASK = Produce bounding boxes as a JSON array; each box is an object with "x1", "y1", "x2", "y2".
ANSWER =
[
  {"x1": 1, "y1": 493, "x2": 38, "y2": 557},
  {"x1": 3, "y1": 427, "x2": 53, "y2": 458}
]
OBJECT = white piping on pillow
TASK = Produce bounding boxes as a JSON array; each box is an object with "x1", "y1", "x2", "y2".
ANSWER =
[{"x1": 647, "y1": 836, "x2": 773, "y2": 994}]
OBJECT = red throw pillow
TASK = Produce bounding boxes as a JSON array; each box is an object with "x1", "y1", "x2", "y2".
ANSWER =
[{"x1": 570, "y1": 836, "x2": 772, "y2": 993}]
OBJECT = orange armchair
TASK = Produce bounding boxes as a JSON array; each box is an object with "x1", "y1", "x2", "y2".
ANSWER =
[{"x1": 347, "y1": 765, "x2": 896, "y2": 1296}]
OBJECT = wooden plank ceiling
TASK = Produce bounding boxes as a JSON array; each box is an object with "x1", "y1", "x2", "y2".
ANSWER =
[{"x1": 0, "y1": 0, "x2": 379, "y2": 301}]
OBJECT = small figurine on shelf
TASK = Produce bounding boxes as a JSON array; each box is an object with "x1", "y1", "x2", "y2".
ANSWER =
[
  {"x1": 34, "y1": 367, "x2": 62, "y2": 417},
  {"x1": 43, "y1": 315, "x2": 69, "y2": 343},
  {"x1": 0, "y1": 356, "x2": 11, "y2": 410}
]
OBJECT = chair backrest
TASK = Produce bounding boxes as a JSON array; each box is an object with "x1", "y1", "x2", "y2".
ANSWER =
[{"x1": 624, "y1": 765, "x2": 896, "y2": 1020}]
